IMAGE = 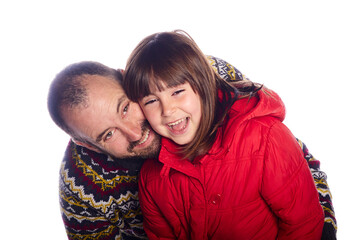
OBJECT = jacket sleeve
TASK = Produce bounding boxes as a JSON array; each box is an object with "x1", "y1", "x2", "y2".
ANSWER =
[
  {"x1": 261, "y1": 122, "x2": 324, "y2": 239},
  {"x1": 297, "y1": 139, "x2": 337, "y2": 240},
  {"x1": 139, "y1": 160, "x2": 177, "y2": 240}
]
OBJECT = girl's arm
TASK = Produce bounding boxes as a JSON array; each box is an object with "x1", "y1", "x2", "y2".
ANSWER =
[
  {"x1": 209, "y1": 55, "x2": 336, "y2": 238},
  {"x1": 261, "y1": 122, "x2": 324, "y2": 239}
]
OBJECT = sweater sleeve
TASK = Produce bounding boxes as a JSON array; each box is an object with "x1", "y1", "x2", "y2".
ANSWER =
[
  {"x1": 261, "y1": 122, "x2": 324, "y2": 239},
  {"x1": 297, "y1": 139, "x2": 337, "y2": 239},
  {"x1": 207, "y1": 55, "x2": 246, "y2": 83}
]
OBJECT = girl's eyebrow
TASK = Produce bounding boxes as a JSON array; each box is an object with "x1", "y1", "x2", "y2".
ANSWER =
[{"x1": 95, "y1": 96, "x2": 127, "y2": 142}]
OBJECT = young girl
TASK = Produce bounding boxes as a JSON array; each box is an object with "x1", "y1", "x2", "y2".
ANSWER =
[{"x1": 123, "y1": 30, "x2": 324, "y2": 239}]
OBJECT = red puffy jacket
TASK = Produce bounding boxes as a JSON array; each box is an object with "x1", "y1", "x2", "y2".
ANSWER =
[{"x1": 139, "y1": 90, "x2": 324, "y2": 239}]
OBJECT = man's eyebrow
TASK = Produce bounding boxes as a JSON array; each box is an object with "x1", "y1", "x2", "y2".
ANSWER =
[
  {"x1": 95, "y1": 96, "x2": 127, "y2": 143},
  {"x1": 116, "y1": 95, "x2": 127, "y2": 114},
  {"x1": 96, "y1": 128, "x2": 110, "y2": 143}
]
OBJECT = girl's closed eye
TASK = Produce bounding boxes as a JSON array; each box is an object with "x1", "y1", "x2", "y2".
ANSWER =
[
  {"x1": 172, "y1": 89, "x2": 185, "y2": 96},
  {"x1": 143, "y1": 98, "x2": 158, "y2": 106}
]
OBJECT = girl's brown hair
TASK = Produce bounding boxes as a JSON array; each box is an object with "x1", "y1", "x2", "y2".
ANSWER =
[{"x1": 123, "y1": 30, "x2": 259, "y2": 159}]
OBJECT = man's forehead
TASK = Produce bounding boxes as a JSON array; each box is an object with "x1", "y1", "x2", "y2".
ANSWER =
[
  {"x1": 83, "y1": 75, "x2": 127, "y2": 97},
  {"x1": 65, "y1": 75, "x2": 121, "y2": 128},
  {"x1": 84, "y1": 74, "x2": 122, "y2": 88}
]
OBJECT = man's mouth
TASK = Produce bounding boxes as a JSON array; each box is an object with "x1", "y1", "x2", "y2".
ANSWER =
[
  {"x1": 127, "y1": 123, "x2": 151, "y2": 153},
  {"x1": 138, "y1": 128, "x2": 150, "y2": 145}
]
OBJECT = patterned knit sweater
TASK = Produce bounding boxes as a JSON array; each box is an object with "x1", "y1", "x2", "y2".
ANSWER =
[
  {"x1": 60, "y1": 141, "x2": 147, "y2": 239},
  {"x1": 59, "y1": 56, "x2": 336, "y2": 239},
  {"x1": 297, "y1": 139, "x2": 337, "y2": 240}
]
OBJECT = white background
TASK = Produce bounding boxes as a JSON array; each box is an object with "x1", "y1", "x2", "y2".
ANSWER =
[{"x1": 1, "y1": 0, "x2": 359, "y2": 239}]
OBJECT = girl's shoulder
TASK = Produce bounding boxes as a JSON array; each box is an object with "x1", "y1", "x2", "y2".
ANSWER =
[
  {"x1": 219, "y1": 90, "x2": 286, "y2": 148},
  {"x1": 229, "y1": 89, "x2": 286, "y2": 125}
]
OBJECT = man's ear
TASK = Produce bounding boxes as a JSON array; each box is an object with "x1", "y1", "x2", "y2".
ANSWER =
[{"x1": 72, "y1": 139, "x2": 102, "y2": 153}]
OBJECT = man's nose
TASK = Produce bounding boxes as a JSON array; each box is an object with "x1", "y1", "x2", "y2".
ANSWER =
[{"x1": 118, "y1": 120, "x2": 143, "y2": 142}]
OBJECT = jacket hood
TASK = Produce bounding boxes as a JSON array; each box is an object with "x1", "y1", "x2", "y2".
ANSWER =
[
  {"x1": 219, "y1": 88, "x2": 285, "y2": 152},
  {"x1": 227, "y1": 88, "x2": 286, "y2": 128}
]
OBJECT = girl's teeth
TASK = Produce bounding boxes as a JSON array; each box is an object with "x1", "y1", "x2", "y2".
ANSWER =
[
  {"x1": 167, "y1": 118, "x2": 188, "y2": 131},
  {"x1": 168, "y1": 118, "x2": 185, "y2": 128}
]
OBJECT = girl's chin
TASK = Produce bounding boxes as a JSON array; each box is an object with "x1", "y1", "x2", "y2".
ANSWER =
[{"x1": 170, "y1": 135, "x2": 193, "y2": 146}]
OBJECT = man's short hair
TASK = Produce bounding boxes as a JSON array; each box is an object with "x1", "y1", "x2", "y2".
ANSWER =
[{"x1": 47, "y1": 61, "x2": 122, "y2": 141}]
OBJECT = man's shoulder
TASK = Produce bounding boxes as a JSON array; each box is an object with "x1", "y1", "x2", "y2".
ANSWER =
[
  {"x1": 60, "y1": 141, "x2": 140, "y2": 201},
  {"x1": 59, "y1": 141, "x2": 147, "y2": 239},
  {"x1": 207, "y1": 55, "x2": 245, "y2": 82},
  {"x1": 61, "y1": 140, "x2": 140, "y2": 174}
]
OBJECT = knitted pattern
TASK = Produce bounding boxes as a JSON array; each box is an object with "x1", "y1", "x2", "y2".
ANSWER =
[
  {"x1": 60, "y1": 141, "x2": 147, "y2": 240},
  {"x1": 208, "y1": 55, "x2": 246, "y2": 82},
  {"x1": 297, "y1": 139, "x2": 337, "y2": 239}
]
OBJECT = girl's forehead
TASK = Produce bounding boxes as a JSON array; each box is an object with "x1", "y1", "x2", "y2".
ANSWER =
[{"x1": 148, "y1": 79, "x2": 167, "y2": 92}]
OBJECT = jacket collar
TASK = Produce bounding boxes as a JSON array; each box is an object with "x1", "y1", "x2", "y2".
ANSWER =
[{"x1": 158, "y1": 138, "x2": 201, "y2": 179}]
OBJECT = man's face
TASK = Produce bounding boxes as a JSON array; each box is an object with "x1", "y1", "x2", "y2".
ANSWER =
[{"x1": 63, "y1": 75, "x2": 161, "y2": 159}]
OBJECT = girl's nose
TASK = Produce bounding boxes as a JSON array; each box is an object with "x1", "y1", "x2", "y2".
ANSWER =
[{"x1": 161, "y1": 101, "x2": 175, "y2": 117}]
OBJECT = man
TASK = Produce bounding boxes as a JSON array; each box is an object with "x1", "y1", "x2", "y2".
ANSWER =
[{"x1": 48, "y1": 56, "x2": 336, "y2": 239}]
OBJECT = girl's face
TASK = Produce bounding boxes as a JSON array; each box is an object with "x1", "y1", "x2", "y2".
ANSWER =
[{"x1": 139, "y1": 81, "x2": 202, "y2": 145}]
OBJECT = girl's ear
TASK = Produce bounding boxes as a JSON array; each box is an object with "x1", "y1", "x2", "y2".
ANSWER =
[{"x1": 72, "y1": 139, "x2": 102, "y2": 153}]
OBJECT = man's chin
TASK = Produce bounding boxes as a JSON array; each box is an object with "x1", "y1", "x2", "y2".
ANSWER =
[
  {"x1": 128, "y1": 126, "x2": 161, "y2": 159},
  {"x1": 112, "y1": 134, "x2": 161, "y2": 160},
  {"x1": 134, "y1": 135, "x2": 161, "y2": 159}
]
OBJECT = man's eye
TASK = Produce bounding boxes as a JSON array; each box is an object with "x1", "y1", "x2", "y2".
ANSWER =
[
  {"x1": 123, "y1": 103, "x2": 129, "y2": 114},
  {"x1": 104, "y1": 129, "x2": 116, "y2": 141}
]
